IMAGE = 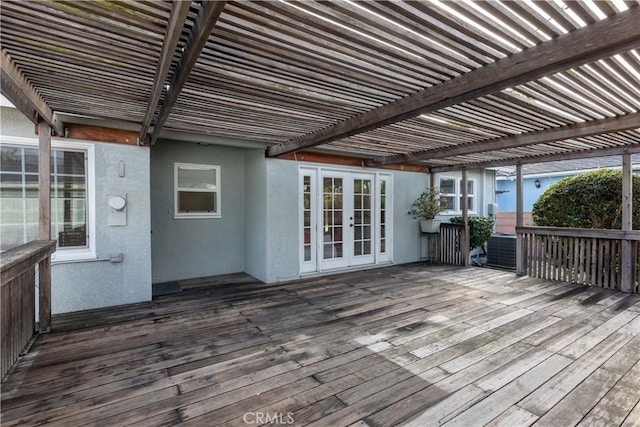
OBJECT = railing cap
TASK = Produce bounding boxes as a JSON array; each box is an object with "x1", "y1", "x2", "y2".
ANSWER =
[{"x1": 1, "y1": 240, "x2": 56, "y2": 286}]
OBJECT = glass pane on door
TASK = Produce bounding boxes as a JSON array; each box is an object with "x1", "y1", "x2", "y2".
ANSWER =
[
  {"x1": 353, "y1": 178, "x2": 372, "y2": 256},
  {"x1": 323, "y1": 177, "x2": 343, "y2": 260}
]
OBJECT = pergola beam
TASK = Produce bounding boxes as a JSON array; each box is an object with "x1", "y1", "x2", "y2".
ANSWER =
[
  {"x1": 430, "y1": 144, "x2": 640, "y2": 173},
  {"x1": 367, "y1": 113, "x2": 640, "y2": 166},
  {"x1": 1, "y1": 48, "x2": 65, "y2": 136},
  {"x1": 150, "y1": 1, "x2": 227, "y2": 145},
  {"x1": 138, "y1": 0, "x2": 192, "y2": 145},
  {"x1": 266, "y1": 6, "x2": 640, "y2": 158}
]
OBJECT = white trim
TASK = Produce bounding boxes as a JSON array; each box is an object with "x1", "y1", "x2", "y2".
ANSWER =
[
  {"x1": 173, "y1": 162, "x2": 221, "y2": 219},
  {"x1": 0, "y1": 135, "x2": 97, "y2": 262}
]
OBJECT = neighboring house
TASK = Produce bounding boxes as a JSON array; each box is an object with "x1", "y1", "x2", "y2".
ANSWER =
[
  {"x1": 1, "y1": 104, "x2": 497, "y2": 314},
  {"x1": 494, "y1": 156, "x2": 640, "y2": 233}
]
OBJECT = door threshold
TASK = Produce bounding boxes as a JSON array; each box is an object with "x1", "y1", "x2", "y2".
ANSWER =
[{"x1": 298, "y1": 262, "x2": 394, "y2": 280}]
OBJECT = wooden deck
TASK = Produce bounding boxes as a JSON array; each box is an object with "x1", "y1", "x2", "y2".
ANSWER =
[{"x1": 2, "y1": 264, "x2": 640, "y2": 427}]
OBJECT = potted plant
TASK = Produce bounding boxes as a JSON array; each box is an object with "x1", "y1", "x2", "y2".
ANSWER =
[{"x1": 409, "y1": 187, "x2": 450, "y2": 233}]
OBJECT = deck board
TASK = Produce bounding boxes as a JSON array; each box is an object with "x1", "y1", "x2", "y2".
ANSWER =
[{"x1": 2, "y1": 264, "x2": 639, "y2": 426}]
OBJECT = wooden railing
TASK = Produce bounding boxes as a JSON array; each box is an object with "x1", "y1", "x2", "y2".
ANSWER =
[
  {"x1": 440, "y1": 223, "x2": 465, "y2": 266},
  {"x1": 517, "y1": 227, "x2": 639, "y2": 293},
  {"x1": 1, "y1": 240, "x2": 56, "y2": 380}
]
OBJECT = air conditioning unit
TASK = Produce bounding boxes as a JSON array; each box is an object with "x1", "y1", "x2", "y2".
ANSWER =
[{"x1": 487, "y1": 233, "x2": 516, "y2": 270}]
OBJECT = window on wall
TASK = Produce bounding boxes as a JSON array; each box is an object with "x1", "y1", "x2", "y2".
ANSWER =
[
  {"x1": 0, "y1": 141, "x2": 93, "y2": 255},
  {"x1": 439, "y1": 177, "x2": 476, "y2": 213},
  {"x1": 174, "y1": 163, "x2": 220, "y2": 219},
  {"x1": 379, "y1": 178, "x2": 387, "y2": 254}
]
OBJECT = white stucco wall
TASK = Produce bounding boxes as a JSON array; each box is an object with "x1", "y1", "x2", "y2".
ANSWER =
[
  {"x1": 262, "y1": 159, "x2": 431, "y2": 282},
  {"x1": 1, "y1": 106, "x2": 152, "y2": 314},
  {"x1": 150, "y1": 139, "x2": 247, "y2": 283},
  {"x1": 244, "y1": 149, "x2": 269, "y2": 282},
  {"x1": 52, "y1": 143, "x2": 151, "y2": 313}
]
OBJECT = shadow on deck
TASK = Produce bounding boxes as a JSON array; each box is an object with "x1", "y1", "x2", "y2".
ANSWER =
[{"x1": 2, "y1": 264, "x2": 640, "y2": 426}]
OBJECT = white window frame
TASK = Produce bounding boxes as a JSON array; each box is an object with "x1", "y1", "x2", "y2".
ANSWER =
[
  {"x1": 174, "y1": 162, "x2": 221, "y2": 219},
  {"x1": 376, "y1": 173, "x2": 392, "y2": 263},
  {"x1": 299, "y1": 168, "x2": 317, "y2": 273},
  {"x1": 0, "y1": 136, "x2": 96, "y2": 262},
  {"x1": 298, "y1": 166, "x2": 393, "y2": 274},
  {"x1": 440, "y1": 176, "x2": 477, "y2": 214}
]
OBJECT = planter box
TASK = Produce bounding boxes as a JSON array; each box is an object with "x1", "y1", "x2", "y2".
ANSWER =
[{"x1": 420, "y1": 219, "x2": 441, "y2": 233}]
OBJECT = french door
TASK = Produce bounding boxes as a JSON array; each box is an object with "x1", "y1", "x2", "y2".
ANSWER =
[{"x1": 300, "y1": 168, "x2": 391, "y2": 273}]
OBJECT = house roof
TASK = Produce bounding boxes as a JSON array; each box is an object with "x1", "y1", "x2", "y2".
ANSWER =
[
  {"x1": 494, "y1": 153, "x2": 640, "y2": 177},
  {"x1": 1, "y1": 1, "x2": 639, "y2": 172}
]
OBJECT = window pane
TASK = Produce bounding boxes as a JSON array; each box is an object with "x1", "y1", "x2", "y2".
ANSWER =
[
  {"x1": 25, "y1": 174, "x2": 39, "y2": 198},
  {"x1": 363, "y1": 241, "x2": 371, "y2": 255},
  {"x1": 54, "y1": 151, "x2": 85, "y2": 175},
  {"x1": 0, "y1": 223, "x2": 24, "y2": 251},
  {"x1": 53, "y1": 175, "x2": 86, "y2": 198},
  {"x1": 1, "y1": 146, "x2": 23, "y2": 172},
  {"x1": 24, "y1": 148, "x2": 38, "y2": 173},
  {"x1": 178, "y1": 166, "x2": 216, "y2": 189},
  {"x1": 467, "y1": 181, "x2": 474, "y2": 195},
  {"x1": 1, "y1": 146, "x2": 88, "y2": 250},
  {"x1": 57, "y1": 225, "x2": 87, "y2": 247},
  {"x1": 0, "y1": 173, "x2": 22, "y2": 197},
  {"x1": 444, "y1": 196, "x2": 455, "y2": 210},
  {"x1": 53, "y1": 199, "x2": 86, "y2": 227},
  {"x1": 354, "y1": 210, "x2": 362, "y2": 225},
  {"x1": 459, "y1": 196, "x2": 474, "y2": 211},
  {"x1": 440, "y1": 178, "x2": 455, "y2": 194},
  {"x1": 178, "y1": 191, "x2": 216, "y2": 212},
  {"x1": 354, "y1": 241, "x2": 362, "y2": 256},
  {"x1": 362, "y1": 180, "x2": 371, "y2": 194}
]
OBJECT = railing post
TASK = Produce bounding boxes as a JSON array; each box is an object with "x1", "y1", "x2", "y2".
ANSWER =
[
  {"x1": 38, "y1": 121, "x2": 53, "y2": 332},
  {"x1": 621, "y1": 152, "x2": 633, "y2": 292},
  {"x1": 516, "y1": 164, "x2": 525, "y2": 276},
  {"x1": 461, "y1": 170, "x2": 469, "y2": 266}
]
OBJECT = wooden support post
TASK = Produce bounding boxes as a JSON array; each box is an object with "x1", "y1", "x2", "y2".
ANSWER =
[
  {"x1": 38, "y1": 121, "x2": 52, "y2": 332},
  {"x1": 516, "y1": 164, "x2": 525, "y2": 276},
  {"x1": 462, "y1": 170, "x2": 469, "y2": 267},
  {"x1": 621, "y1": 152, "x2": 633, "y2": 292},
  {"x1": 430, "y1": 171, "x2": 436, "y2": 189}
]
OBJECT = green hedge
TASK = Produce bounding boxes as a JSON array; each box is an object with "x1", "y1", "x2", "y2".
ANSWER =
[
  {"x1": 532, "y1": 169, "x2": 640, "y2": 229},
  {"x1": 450, "y1": 216, "x2": 495, "y2": 250}
]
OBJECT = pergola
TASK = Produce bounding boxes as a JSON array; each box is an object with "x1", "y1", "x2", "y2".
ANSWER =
[
  {"x1": 0, "y1": 1, "x2": 638, "y2": 162},
  {"x1": 1, "y1": 1, "x2": 639, "y2": 373}
]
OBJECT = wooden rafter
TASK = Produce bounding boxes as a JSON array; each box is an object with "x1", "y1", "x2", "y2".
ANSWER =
[
  {"x1": 368, "y1": 113, "x2": 640, "y2": 166},
  {"x1": 0, "y1": 48, "x2": 64, "y2": 136},
  {"x1": 265, "y1": 6, "x2": 640, "y2": 158},
  {"x1": 138, "y1": 0, "x2": 192, "y2": 145},
  {"x1": 149, "y1": 1, "x2": 227, "y2": 145},
  {"x1": 430, "y1": 144, "x2": 640, "y2": 173}
]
